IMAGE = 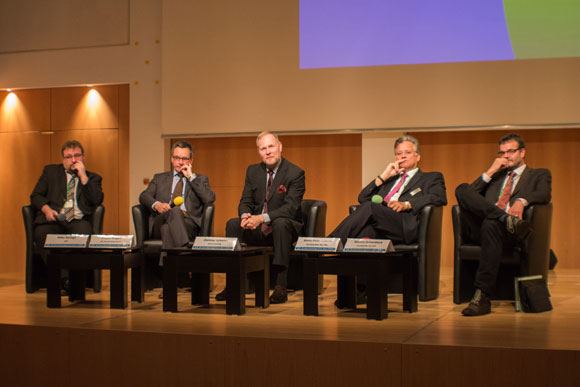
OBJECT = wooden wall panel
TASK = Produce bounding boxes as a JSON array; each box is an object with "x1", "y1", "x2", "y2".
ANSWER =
[
  {"x1": 413, "y1": 129, "x2": 579, "y2": 269},
  {"x1": 181, "y1": 134, "x2": 362, "y2": 236},
  {"x1": 0, "y1": 89, "x2": 50, "y2": 133},
  {"x1": 0, "y1": 84, "x2": 129, "y2": 277},
  {"x1": 0, "y1": 133, "x2": 51, "y2": 273},
  {"x1": 51, "y1": 85, "x2": 119, "y2": 130}
]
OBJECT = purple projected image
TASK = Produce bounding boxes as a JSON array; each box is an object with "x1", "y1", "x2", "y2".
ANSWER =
[{"x1": 299, "y1": 0, "x2": 515, "y2": 69}]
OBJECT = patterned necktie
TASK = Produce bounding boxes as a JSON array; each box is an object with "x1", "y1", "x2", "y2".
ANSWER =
[
  {"x1": 383, "y1": 173, "x2": 408, "y2": 203},
  {"x1": 261, "y1": 169, "x2": 274, "y2": 235},
  {"x1": 64, "y1": 174, "x2": 76, "y2": 222},
  {"x1": 496, "y1": 171, "x2": 515, "y2": 210},
  {"x1": 171, "y1": 173, "x2": 184, "y2": 203}
]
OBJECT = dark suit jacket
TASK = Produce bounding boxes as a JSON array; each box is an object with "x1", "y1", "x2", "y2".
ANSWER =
[
  {"x1": 358, "y1": 170, "x2": 447, "y2": 243},
  {"x1": 238, "y1": 158, "x2": 305, "y2": 234},
  {"x1": 471, "y1": 167, "x2": 551, "y2": 206},
  {"x1": 139, "y1": 171, "x2": 216, "y2": 232},
  {"x1": 30, "y1": 164, "x2": 104, "y2": 225}
]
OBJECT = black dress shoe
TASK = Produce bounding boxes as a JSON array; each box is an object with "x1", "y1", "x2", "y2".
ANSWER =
[
  {"x1": 215, "y1": 288, "x2": 227, "y2": 301},
  {"x1": 334, "y1": 290, "x2": 366, "y2": 309},
  {"x1": 269, "y1": 285, "x2": 288, "y2": 304},
  {"x1": 462, "y1": 289, "x2": 491, "y2": 316},
  {"x1": 506, "y1": 215, "x2": 532, "y2": 240}
]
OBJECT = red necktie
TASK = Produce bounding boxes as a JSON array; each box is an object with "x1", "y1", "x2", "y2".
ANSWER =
[
  {"x1": 261, "y1": 170, "x2": 274, "y2": 235},
  {"x1": 496, "y1": 171, "x2": 515, "y2": 210},
  {"x1": 383, "y1": 173, "x2": 408, "y2": 203}
]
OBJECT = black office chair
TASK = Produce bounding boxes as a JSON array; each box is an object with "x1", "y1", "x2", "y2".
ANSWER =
[
  {"x1": 22, "y1": 205, "x2": 104, "y2": 293},
  {"x1": 287, "y1": 199, "x2": 327, "y2": 291},
  {"x1": 132, "y1": 203, "x2": 215, "y2": 290},
  {"x1": 452, "y1": 203, "x2": 553, "y2": 303},
  {"x1": 349, "y1": 204, "x2": 444, "y2": 301}
]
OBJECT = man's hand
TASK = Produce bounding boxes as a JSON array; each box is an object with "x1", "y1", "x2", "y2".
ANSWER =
[
  {"x1": 241, "y1": 214, "x2": 264, "y2": 230},
  {"x1": 485, "y1": 158, "x2": 508, "y2": 178},
  {"x1": 387, "y1": 201, "x2": 410, "y2": 213},
  {"x1": 182, "y1": 163, "x2": 194, "y2": 179},
  {"x1": 71, "y1": 160, "x2": 89, "y2": 184},
  {"x1": 154, "y1": 202, "x2": 171, "y2": 214},
  {"x1": 507, "y1": 200, "x2": 525, "y2": 219},
  {"x1": 378, "y1": 159, "x2": 404, "y2": 184},
  {"x1": 41, "y1": 204, "x2": 59, "y2": 222}
]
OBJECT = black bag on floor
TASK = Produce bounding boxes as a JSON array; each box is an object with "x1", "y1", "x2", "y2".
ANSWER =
[{"x1": 519, "y1": 278, "x2": 553, "y2": 313}]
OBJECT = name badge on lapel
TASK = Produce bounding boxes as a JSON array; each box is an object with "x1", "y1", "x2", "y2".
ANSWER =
[{"x1": 411, "y1": 188, "x2": 422, "y2": 196}]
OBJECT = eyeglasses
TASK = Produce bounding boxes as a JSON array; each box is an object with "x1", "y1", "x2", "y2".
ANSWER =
[
  {"x1": 497, "y1": 148, "x2": 521, "y2": 156},
  {"x1": 172, "y1": 156, "x2": 191, "y2": 162},
  {"x1": 395, "y1": 151, "x2": 416, "y2": 157},
  {"x1": 63, "y1": 154, "x2": 83, "y2": 160}
]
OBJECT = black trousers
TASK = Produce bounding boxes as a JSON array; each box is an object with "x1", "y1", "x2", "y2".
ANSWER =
[
  {"x1": 226, "y1": 217, "x2": 298, "y2": 287},
  {"x1": 455, "y1": 183, "x2": 518, "y2": 295},
  {"x1": 151, "y1": 207, "x2": 199, "y2": 249},
  {"x1": 34, "y1": 219, "x2": 93, "y2": 280},
  {"x1": 34, "y1": 219, "x2": 93, "y2": 257},
  {"x1": 329, "y1": 201, "x2": 406, "y2": 244}
]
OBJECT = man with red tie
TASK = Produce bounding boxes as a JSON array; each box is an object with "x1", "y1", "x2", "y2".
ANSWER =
[
  {"x1": 219, "y1": 131, "x2": 305, "y2": 304},
  {"x1": 455, "y1": 133, "x2": 551, "y2": 316},
  {"x1": 329, "y1": 135, "x2": 447, "y2": 245},
  {"x1": 329, "y1": 135, "x2": 447, "y2": 306}
]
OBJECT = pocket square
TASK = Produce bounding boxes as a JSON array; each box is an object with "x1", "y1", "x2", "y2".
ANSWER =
[
  {"x1": 276, "y1": 185, "x2": 287, "y2": 194},
  {"x1": 411, "y1": 188, "x2": 422, "y2": 196}
]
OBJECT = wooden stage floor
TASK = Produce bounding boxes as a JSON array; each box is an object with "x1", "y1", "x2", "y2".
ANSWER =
[{"x1": 1, "y1": 267, "x2": 580, "y2": 386}]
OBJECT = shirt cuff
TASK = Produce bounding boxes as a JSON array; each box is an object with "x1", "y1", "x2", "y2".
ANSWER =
[
  {"x1": 188, "y1": 173, "x2": 197, "y2": 182},
  {"x1": 152, "y1": 201, "x2": 160, "y2": 211},
  {"x1": 262, "y1": 213, "x2": 271, "y2": 224},
  {"x1": 517, "y1": 198, "x2": 529, "y2": 207},
  {"x1": 481, "y1": 173, "x2": 491, "y2": 183}
]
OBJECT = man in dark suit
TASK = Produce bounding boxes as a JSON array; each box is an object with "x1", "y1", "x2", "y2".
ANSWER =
[
  {"x1": 219, "y1": 131, "x2": 305, "y2": 304},
  {"x1": 455, "y1": 133, "x2": 551, "y2": 316},
  {"x1": 139, "y1": 141, "x2": 216, "y2": 250},
  {"x1": 31, "y1": 140, "x2": 104, "y2": 252},
  {"x1": 330, "y1": 135, "x2": 447, "y2": 245}
]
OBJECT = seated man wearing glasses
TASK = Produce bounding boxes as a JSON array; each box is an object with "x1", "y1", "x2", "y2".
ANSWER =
[
  {"x1": 455, "y1": 133, "x2": 551, "y2": 316},
  {"x1": 30, "y1": 140, "x2": 104, "y2": 294},
  {"x1": 31, "y1": 140, "x2": 104, "y2": 254},
  {"x1": 140, "y1": 141, "x2": 216, "y2": 250}
]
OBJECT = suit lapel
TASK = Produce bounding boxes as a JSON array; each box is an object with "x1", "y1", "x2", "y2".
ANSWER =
[
  {"x1": 510, "y1": 167, "x2": 531, "y2": 198},
  {"x1": 58, "y1": 167, "x2": 67, "y2": 197},
  {"x1": 401, "y1": 169, "x2": 423, "y2": 196}
]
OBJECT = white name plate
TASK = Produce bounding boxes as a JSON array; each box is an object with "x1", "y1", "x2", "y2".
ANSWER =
[
  {"x1": 295, "y1": 237, "x2": 343, "y2": 252},
  {"x1": 193, "y1": 237, "x2": 241, "y2": 251},
  {"x1": 343, "y1": 238, "x2": 394, "y2": 253},
  {"x1": 45, "y1": 234, "x2": 89, "y2": 248},
  {"x1": 89, "y1": 235, "x2": 134, "y2": 249}
]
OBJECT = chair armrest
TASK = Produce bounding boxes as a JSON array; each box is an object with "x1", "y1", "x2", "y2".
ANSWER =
[
  {"x1": 523, "y1": 203, "x2": 553, "y2": 279},
  {"x1": 451, "y1": 205, "x2": 463, "y2": 249},
  {"x1": 132, "y1": 204, "x2": 150, "y2": 247},
  {"x1": 301, "y1": 200, "x2": 327, "y2": 237},
  {"x1": 200, "y1": 203, "x2": 215, "y2": 237},
  {"x1": 91, "y1": 205, "x2": 105, "y2": 234}
]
